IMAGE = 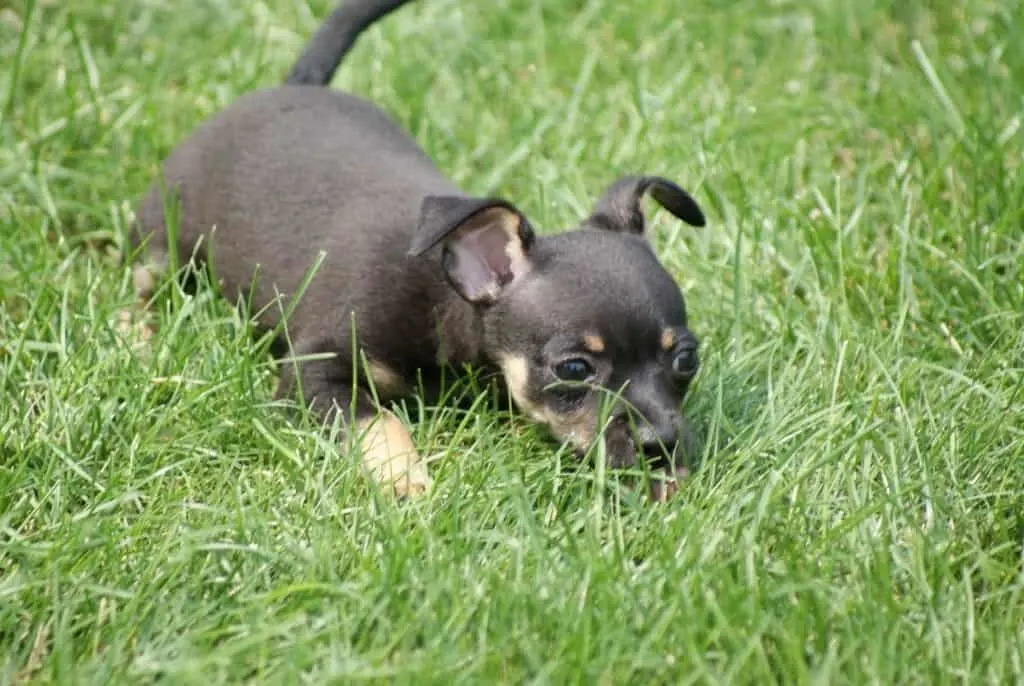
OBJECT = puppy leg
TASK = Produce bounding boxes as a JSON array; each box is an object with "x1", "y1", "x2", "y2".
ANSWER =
[
  {"x1": 276, "y1": 353, "x2": 431, "y2": 498},
  {"x1": 131, "y1": 253, "x2": 166, "y2": 304},
  {"x1": 355, "y1": 408, "x2": 431, "y2": 498},
  {"x1": 116, "y1": 254, "x2": 166, "y2": 348}
]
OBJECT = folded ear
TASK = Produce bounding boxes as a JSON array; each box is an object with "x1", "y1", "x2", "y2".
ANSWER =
[
  {"x1": 408, "y1": 195, "x2": 535, "y2": 305},
  {"x1": 588, "y1": 175, "x2": 706, "y2": 235}
]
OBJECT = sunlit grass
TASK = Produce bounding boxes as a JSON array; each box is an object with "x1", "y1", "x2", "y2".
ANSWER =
[{"x1": 1, "y1": 0, "x2": 1022, "y2": 682}]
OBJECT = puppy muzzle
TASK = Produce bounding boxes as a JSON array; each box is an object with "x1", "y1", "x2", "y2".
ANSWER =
[{"x1": 601, "y1": 414, "x2": 689, "y2": 470}]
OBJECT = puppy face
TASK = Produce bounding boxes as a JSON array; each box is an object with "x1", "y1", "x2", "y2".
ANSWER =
[
  {"x1": 409, "y1": 175, "x2": 705, "y2": 473},
  {"x1": 487, "y1": 228, "x2": 700, "y2": 469}
]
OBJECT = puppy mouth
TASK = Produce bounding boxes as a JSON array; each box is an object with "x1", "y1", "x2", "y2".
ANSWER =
[
  {"x1": 639, "y1": 441, "x2": 686, "y2": 475},
  {"x1": 634, "y1": 437, "x2": 692, "y2": 502},
  {"x1": 599, "y1": 419, "x2": 676, "y2": 466},
  {"x1": 548, "y1": 423, "x2": 689, "y2": 501},
  {"x1": 611, "y1": 417, "x2": 694, "y2": 472},
  {"x1": 553, "y1": 416, "x2": 693, "y2": 483}
]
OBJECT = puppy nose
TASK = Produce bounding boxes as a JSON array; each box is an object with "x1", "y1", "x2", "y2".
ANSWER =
[{"x1": 636, "y1": 424, "x2": 678, "y2": 456}]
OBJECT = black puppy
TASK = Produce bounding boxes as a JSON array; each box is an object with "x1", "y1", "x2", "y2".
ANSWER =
[{"x1": 129, "y1": 0, "x2": 707, "y2": 500}]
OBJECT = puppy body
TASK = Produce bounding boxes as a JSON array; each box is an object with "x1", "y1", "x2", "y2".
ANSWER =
[
  {"x1": 137, "y1": 87, "x2": 471, "y2": 377},
  {"x1": 131, "y1": 0, "x2": 707, "y2": 498}
]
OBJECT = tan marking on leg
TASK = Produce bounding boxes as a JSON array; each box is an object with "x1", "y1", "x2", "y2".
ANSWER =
[
  {"x1": 133, "y1": 264, "x2": 157, "y2": 302},
  {"x1": 356, "y1": 409, "x2": 431, "y2": 497},
  {"x1": 365, "y1": 360, "x2": 408, "y2": 399},
  {"x1": 582, "y1": 333, "x2": 605, "y2": 354},
  {"x1": 114, "y1": 307, "x2": 154, "y2": 350},
  {"x1": 132, "y1": 254, "x2": 167, "y2": 304},
  {"x1": 119, "y1": 256, "x2": 167, "y2": 348},
  {"x1": 660, "y1": 328, "x2": 676, "y2": 352}
]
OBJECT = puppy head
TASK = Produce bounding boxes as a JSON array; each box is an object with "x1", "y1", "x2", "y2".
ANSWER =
[{"x1": 408, "y1": 176, "x2": 705, "y2": 473}]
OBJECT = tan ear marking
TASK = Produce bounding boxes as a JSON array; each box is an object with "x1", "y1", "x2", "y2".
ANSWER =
[
  {"x1": 493, "y1": 209, "x2": 530, "y2": 276},
  {"x1": 355, "y1": 409, "x2": 431, "y2": 497},
  {"x1": 582, "y1": 333, "x2": 606, "y2": 354},
  {"x1": 661, "y1": 328, "x2": 676, "y2": 352}
]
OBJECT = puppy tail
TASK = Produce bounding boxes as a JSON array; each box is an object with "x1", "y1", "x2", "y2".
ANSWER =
[{"x1": 284, "y1": 0, "x2": 415, "y2": 87}]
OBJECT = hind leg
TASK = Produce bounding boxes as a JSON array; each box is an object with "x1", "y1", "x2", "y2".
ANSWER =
[
  {"x1": 131, "y1": 250, "x2": 167, "y2": 304},
  {"x1": 116, "y1": 245, "x2": 167, "y2": 348}
]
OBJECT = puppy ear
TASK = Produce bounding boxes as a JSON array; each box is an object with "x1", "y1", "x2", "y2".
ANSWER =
[
  {"x1": 408, "y1": 195, "x2": 535, "y2": 305},
  {"x1": 588, "y1": 175, "x2": 706, "y2": 234}
]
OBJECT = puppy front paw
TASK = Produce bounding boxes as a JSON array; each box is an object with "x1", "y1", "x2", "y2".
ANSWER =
[
  {"x1": 357, "y1": 409, "x2": 431, "y2": 499},
  {"x1": 393, "y1": 462, "x2": 432, "y2": 499}
]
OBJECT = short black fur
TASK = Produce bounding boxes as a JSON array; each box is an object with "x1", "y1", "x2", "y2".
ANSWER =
[{"x1": 130, "y1": 0, "x2": 708, "y2": 500}]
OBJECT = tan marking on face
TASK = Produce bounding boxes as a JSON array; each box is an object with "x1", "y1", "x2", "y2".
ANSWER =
[
  {"x1": 496, "y1": 353, "x2": 597, "y2": 451},
  {"x1": 364, "y1": 360, "x2": 408, "y2": 399},
  {"x1": 660, "y1": 328, "x2": 676, "y2": 352},
  {"x1": 582, "y1": 333, "x2": 606, "y2": 354},
  {"x1": 355, "y1": 409, "x2": 431, "y2": 497},
  {"x1": 497, "y1": 353, "x2": 535, "y2": 414}
]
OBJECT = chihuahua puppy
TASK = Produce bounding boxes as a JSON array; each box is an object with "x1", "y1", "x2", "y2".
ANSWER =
[{"x1": 129, "y1": 0, "x2": 707, "y2": 500}]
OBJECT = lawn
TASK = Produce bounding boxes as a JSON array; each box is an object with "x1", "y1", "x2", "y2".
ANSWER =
[{"x1": 2, "y1": 0, "x2": 1023, "y2": 682}]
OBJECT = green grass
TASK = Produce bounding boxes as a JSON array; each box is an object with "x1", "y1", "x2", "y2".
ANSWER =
[{"x1": 2, "y1": 0, "x2": 1023, "y2": 682}]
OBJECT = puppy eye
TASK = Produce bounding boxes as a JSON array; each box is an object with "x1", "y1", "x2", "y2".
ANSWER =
[
  {"x1": 553, "y1": 358, "x2": 594, "y2": 382},
  {"x1": 671, "y1": 345, "x2": 699, "y2": 376}
]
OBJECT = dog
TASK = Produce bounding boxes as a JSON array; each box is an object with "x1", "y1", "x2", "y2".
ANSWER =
[{"x1": 128, "y1": 0, "x2": 707, "y2": 501}]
